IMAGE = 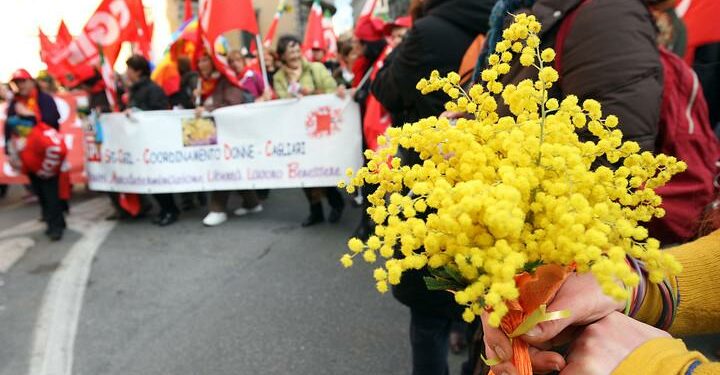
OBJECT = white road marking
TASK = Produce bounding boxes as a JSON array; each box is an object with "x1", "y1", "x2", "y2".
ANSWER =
[
  {"x1": 0, "y1": 237, "x2": 35, "y2": 273},
  {"x1": 27, "y1": 197, "x2": 115, "y2": 375}
]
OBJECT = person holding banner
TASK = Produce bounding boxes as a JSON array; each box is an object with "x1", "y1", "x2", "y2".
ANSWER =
[
  {"x1": 126, "y1": 55, "x2": 181, "y2": 227},
  {"x1": 227, "y1": 50, "x2": 271, "y2": 102},
  {"x1": 195, "y1": 52, "x2": 263, "y2": 227},
  {"x1": 273, "y1": 35, "x2": 347, "y2": 227},
  {"x1": 5, "y1": 69, "x2": 66, "y2": 241}
]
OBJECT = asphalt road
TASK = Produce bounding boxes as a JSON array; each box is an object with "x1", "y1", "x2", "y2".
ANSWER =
[
  {"x1": 0, "y1": 186, "x2": 445, "y2": 375},
  {"x1": 0, "y1": 185, "x2": 717, "y2": 375}
]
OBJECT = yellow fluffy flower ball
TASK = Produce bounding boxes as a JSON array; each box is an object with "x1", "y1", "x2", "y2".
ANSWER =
[{"x1": 339, "y1": 13, "x2": 684, "y2": 326}]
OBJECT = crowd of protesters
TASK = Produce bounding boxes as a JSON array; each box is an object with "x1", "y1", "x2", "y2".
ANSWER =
[{"x1": 2, "y1": 0, "x2": 720, "y2": 374}]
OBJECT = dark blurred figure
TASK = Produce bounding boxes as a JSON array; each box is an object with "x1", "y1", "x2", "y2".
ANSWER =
[
  {"x1": 171, "y1": 56, "x2": 207, "y2": 211},
  {"x1": 126, "y1": 54, "x2": 180, "y2": 227},
  {"x1": 371, "y1": 0, "x2": 495, "y2": 374}
]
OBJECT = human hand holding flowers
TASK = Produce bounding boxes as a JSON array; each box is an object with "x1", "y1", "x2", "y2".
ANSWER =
[{"x1": 482, "y1": 272, "x2": 627, "y2": 374}]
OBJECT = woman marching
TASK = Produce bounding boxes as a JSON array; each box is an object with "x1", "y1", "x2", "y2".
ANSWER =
[
  {"x1": 196, "y1": 52, "x2": 264, "y2": 227},
  {"x1": 272, "y1": 35, "x2": 348, "y2": 227}
]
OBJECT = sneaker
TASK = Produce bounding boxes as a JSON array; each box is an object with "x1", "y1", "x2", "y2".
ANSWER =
[
  {"x1": 233, "y1": 204, "x2": 263, "y2": 217},
  {"x1": 202, "y1": 212, "x2": 228, "y2": 227}
]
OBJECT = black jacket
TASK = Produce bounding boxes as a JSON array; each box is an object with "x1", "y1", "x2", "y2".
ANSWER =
[
  {"x1": 694, "y1": 42, "x2": 720, "y2": 137},
  {"x1": 128, "y1": 77, "x2": 169, "y2": 111},
  {"x1": 170, "y1": 71, "x2": 199, "y2": 109},
  {"x1": 372, "y1": 0, "x2": 495, "y2": 319},
  {"x1": 372, "y1": 0, "x2": 495, "y2": 126}
]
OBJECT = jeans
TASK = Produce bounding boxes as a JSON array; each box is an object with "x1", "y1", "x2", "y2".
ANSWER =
[{"x1": 410, "y1": 308, "x2": 452, "y2": 375}]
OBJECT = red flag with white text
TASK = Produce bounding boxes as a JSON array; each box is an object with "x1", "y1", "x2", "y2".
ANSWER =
[{"x1": 52, "y1": 0, "x2": 145, "y2": 74}]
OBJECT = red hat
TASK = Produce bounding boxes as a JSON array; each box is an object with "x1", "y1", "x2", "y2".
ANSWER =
[
  {"x1": 384, "y1": 16, "x2": 412, "y2": 35},
  {"x1": 11, "y1": 68, "x2": 33, "y2": 81},
  {"x1": 354, "y1": 17, "x2": 386, "y2": 42}
]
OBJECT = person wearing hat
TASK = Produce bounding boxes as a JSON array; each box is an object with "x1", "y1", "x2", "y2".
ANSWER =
[
  {"x1": 5, "y1": 68, "x2": 66, "y2": 241},
  {"x1": 351, "y1": 16, "x2": 387, "y2": 90},
  {"x1": 384, "y1": 15, "x2": 412, "y2": 49}
]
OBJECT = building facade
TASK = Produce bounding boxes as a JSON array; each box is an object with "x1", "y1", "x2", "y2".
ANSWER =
[{"x1": 166, "y1": 0, "x2": 336, "y2": 49}]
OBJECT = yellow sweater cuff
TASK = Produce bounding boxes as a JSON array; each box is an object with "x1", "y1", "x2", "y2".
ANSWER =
[{"x1": 613, "y1": 338, "x2": 707, "y2": 375}]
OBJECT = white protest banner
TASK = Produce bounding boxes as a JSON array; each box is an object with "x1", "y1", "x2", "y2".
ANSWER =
[{"x1": 86, "y1": 94, "x2": 363, "y2": 193}]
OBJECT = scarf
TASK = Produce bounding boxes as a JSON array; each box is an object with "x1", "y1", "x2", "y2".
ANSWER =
[
  {"x1": 472, "y1": 0, "x2": 537, "y2": 83},
  {"x1": 282, "y1": 62, "x2": 303, "y2": 84},
  {"x1": 16, "y1": 88, "x2": 42, "y2": 121},
  {"x1": 200, "y1": 73, "x2": 219, "y2": 101}
]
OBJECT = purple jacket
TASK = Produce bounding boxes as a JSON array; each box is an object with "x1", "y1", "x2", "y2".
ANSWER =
[{"x1": 238, "y1": 70, "x2": 265, "y2": 99}]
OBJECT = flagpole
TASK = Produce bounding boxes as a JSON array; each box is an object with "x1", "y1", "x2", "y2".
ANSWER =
[{"x1": 255, "y1": 34, "x2": 270, "y2": 90}]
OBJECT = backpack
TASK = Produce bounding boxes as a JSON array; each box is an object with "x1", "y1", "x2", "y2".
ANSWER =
[
  {"x1": 648, "y1": 48, "x2": 720, "y2": 243},
  {"x1": 557, "y1": 0, "x2": 720, "y2": 243}
]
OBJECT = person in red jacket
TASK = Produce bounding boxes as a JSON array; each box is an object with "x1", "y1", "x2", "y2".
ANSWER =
[{"x1": 6, "y1": 69, "x2": 66, "y2": 241}]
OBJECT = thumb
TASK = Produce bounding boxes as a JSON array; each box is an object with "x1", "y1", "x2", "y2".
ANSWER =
[{"x1": 522, "y1": 302, "x2": 574, "y2": 346}]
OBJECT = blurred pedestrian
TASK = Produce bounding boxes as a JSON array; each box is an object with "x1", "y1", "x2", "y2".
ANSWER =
[
  {"x1": 273, "y1": 35, "x2": 346, "y2": 227},
  {"x1": 371, "y1": 0, "x2": 495, "y2": 374},
  {"x1": 196, "y1": 52, "x2": 263, "y2": 227},
  {"x1": 126, "y1": 54, "x2": 180, "y2": 227},
  {"x1": 5, "y1": 69, "x2": 66, "y2": 240}
]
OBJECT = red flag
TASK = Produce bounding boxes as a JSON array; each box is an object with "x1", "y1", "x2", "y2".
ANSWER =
[
  {"x1": 261, "y1": 0, "x2": 290, "y2": 49},
  {"x1": 127, "y1": 0, "x2": 153, "y2": 59},
  {"x1": 363, "y1": 45, "x2": 393, "y2": 151},
  {"x1": 184, "y1": 0, "x2": 194, "y2": 22},
  {"x1": 39, "y1": 28, "x2": 55, "y2": 63},
  {"x1": 322, "y1": 11, "x2": 338, "y2": 61},
  {"x1": 677, "y1": 0, "x2": 720, "y2": 62},
  {"x1": 265, "y1": 14, "x2": 281, "y2": 48},
  {"x1": 56, "y1": 21, "x2": 73, "y2": 48},
  {"x1": 303, "y1": 0, "x2": 325, "y2": 55},
  {"x1": 100, "y1": 50, "x2": 119, "y2": 112},
  {"x1": 200, "y1": 0, "x2": 259, "y2": 85},
  {"x1": 39, "y1": 29, "x2": 72, "y2": 83},
  {"x1": 56, "y1": 0, "x2": 142, "y2": 71},
  {"x1": 119, "y1": 193, "x2": 141, "y2": 216}
]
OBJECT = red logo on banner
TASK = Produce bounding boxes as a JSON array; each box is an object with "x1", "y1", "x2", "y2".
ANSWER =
[{"x1": 305, "y1": 106, "x2": 342, "y2": 138}]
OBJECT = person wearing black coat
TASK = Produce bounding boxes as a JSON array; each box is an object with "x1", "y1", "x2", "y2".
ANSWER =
[
  {"x1": 370, "y1": 1, "x2": 495, "y2": 374},
  {"x1": 125, "y1": 55, "x2": 179, "y2": 226}
]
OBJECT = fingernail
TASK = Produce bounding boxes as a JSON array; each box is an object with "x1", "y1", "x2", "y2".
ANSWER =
[
  {"x1": 494, "y1": 345, "x2": 508, "y2": 361},
  {"x1": 525, "y1": 326, "x2": 541, "y2": 337},
  {"x1": 554, "y1": 363, "x2": 562, "y2": 371}
]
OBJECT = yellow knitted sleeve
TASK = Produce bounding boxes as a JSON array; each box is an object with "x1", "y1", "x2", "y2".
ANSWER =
[
  {"x1": 613, "y1": 338, "x2": 714, "y2": 375},
  {"x1": 634, "y1": 229, "x2": 720, "y2": 336}
]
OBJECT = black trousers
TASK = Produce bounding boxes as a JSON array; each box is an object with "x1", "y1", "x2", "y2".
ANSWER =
[
  {"x1": 302, "y1": 187, "x2": 345, "y2": 209},
  {"x1": 153, "y1": 193, "x2": 179, "y2": 215},
  {"x1": 29, "y1": 174, "x2": 66, "y2": 235},
  {"x1": 410, "y1": 308, "x2": 451, "y2": 375}
]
